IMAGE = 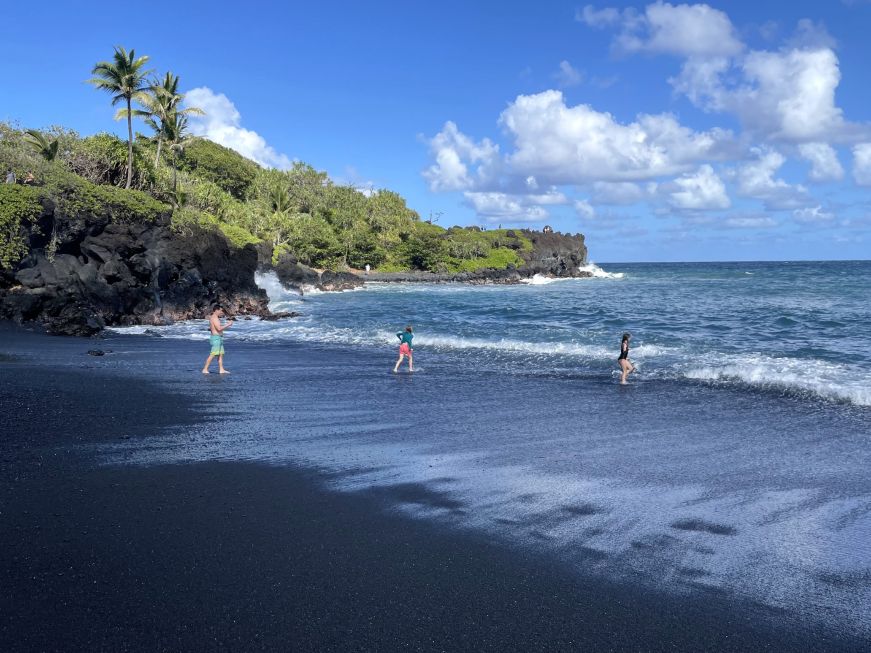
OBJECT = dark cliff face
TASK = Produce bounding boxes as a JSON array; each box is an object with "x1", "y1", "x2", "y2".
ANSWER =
[
  {"x1": 0, "y1": 201, "x2": 269, "y2": 336},
  {"x1": 518, "y1": 230, "x2": 588, "y2": 277}
]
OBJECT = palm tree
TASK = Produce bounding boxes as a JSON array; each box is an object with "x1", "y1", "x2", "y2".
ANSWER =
[
  {"x1": 137, "y1": 72, "x2": 204, "y2": 166},
  {"x1": 24, "y1": 130, "x2": 59, "y2": 161},
  {"x1": 164, "y1": 111, "x2": 197, "y2": 193},
  {"x1": 88, "y1": 46, "x2": 152, "y2": 189}
]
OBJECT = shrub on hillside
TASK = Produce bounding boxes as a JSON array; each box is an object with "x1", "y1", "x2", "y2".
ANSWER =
[
  {"x1": 0, "y1": 184, "x2": 42, "y2": 268},
  {"x1": 179, "y1": 139, "x2": 259, "y2": 200},
  {"x1": 43, "y1": 167, "x2": 168, "y2": 223},
  {"x1": 66, "y1": 132, "x2": 156, "y2": 191}
]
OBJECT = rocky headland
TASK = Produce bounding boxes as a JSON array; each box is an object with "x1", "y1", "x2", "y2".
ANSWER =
[
  {"x1": 269, "y1": 230, "x2": 590, "y2": 294},
  {"x1": 0, "y1": 198, "x2": 270, "y2": 336}
]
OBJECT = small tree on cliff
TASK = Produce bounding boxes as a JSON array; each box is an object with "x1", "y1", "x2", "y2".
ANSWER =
[{"x1": 88, "y1": 46, "x2": 152, "y2": 189}]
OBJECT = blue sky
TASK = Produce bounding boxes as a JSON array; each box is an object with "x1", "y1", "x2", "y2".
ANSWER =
[{"x1": 2, "y1": 1, "x2": 870, "y2": 262}]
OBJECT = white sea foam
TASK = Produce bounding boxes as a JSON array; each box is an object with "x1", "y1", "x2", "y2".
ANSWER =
[
  {"x1": 681, "y1": 354, "x2": 871, "y2": 407},
  {"x1": 521, "y1": 274, "x2": 562, "y2": 285},
  {"x1": 520, "y1": 263, "x2": 624, "y2": 283},
  {"x1": 578, "y1": 262, "x2": 625, "y2": 279}
]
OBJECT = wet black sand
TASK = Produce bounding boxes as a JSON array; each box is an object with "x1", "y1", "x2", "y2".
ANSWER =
[{"x1": 0, "y1": 327, "x2": 866, "y2": 652}]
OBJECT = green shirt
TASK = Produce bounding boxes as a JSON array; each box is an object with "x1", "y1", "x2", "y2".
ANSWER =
[{"x1": 397, "y1": 332, "x2": 413, "y2": 346}]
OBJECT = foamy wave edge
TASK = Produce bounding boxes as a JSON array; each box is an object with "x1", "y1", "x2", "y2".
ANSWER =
[{"x1": 682, "y1": 357, "x2": 871, "y2": 407}]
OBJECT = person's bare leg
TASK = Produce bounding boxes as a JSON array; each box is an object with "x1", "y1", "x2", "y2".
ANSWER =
[
  {"x1": 620, "y1": 360, "x2": 629, "y2": 384},
  {"x1": 393, "y1": 354, "x2": 404, "y2": 373},
  {"x1": 202, "y1": 354, "x2": 214, "y2": 374},
  {"x1": 218, "y1": 354, "x2": 229, "y2": 374},
  {"x1": 408, "y1": 352, "x2": 414, "y2": 372}
]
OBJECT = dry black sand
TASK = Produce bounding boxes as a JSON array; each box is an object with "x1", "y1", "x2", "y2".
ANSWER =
[{"x1": 0, "y1": 327, "x2": 865, "y2": 652}]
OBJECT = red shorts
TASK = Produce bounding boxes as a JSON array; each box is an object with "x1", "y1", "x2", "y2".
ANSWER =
[{"x1": 399, "y1": 343, "x2": 412, "y2": 356}]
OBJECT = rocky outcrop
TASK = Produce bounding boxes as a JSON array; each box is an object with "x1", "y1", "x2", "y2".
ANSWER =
[
  {"x1": 272, "y1": 255, "x2": 364, "y2": 293},
  {"x1": 519, "y1": 230, "x2": 588, "y2": 277},
  {"x1": 0, "y1": 201, "x2": 271, "y2": 335}
]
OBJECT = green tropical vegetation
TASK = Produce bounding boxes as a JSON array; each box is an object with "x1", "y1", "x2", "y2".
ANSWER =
[
  {"x1": 0, "y1": 46, "x2": 534, "y2": 273},
  {"x1": 24, "y1": 129, "x2": 59, "y2": 161}
]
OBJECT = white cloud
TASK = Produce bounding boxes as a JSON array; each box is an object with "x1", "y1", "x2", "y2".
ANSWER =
[
  {"x1": 554, "y1": 60, "x2": 584, "y2": 87},
  {"x1": 852, "y1": 143, "x2": 871, "y2": 185},
  {"x1": 667, "y1": 164, "x2": 730, "y2": 210},
  {"x1": 463, "y1": 192, "x2": 548, "y2": 222},
  {"x1": 723, "y1": 216, "x2": 778, "y2": 228},
  {"x1": 576, "y1": 5, "x2": 624, "y2": 28},
  {"x1": 575, "y1": 199, "x2": 596, "y2": 218},
  {"x1": 674, "y1": 47, "x2": 850, "y2": 142},
  {"x1": 733, "y1": 147, "x2": 809, "y2": 210},
  {"x1": 423, "y1": 121, "x2": 499, "y2": 192},
  {"x1": 798, "y1": 143, "x2": 844, "y2": 182},
  {"x1": 793, "y1": 205, "x2": 835, "y2": 223},
  {"x1": 186, "y1": 87, "x2": 292, "y2": 169},
  {"x1": 526, "y1": 190, "x2": 569, "y2": 205},
  {"x1": 498, "y1": 90, "x2": 733, "y2": 184},
  {"x1": 579, "y1": 2, "x2": 743, "y2": 57}
]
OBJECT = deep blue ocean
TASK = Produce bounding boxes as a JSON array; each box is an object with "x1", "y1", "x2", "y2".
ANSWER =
[{"x1": 107, "y1": 260, "x2": 871, "y2": 637}]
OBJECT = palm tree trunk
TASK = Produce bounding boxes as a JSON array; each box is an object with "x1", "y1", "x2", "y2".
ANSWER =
[
  {"x1": 155, "y1": 138, "x2": 163, "y2": 166},
  {"x1": 173, "y1": 151, "x2": 178, "y2": 191},
  {"x1": 125, "y1": 97, "x2": 134, "y2": 189}
]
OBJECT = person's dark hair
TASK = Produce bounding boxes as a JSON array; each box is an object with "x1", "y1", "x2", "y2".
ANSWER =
[
  {"x1": 405, "y1": 325, "x2": 413, "y2": 332},
  {"x1": 212, "y1": 304, "x2": 224, "y2": 313},
  {"x1": 622, "y1": 332, "x2": 631, "y2": 342}
]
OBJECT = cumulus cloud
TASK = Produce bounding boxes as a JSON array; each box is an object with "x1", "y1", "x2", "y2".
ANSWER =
[
  {"x1": 498, "y1": 90, "x2": 733, "y2": 184},
  {"x1": 578, "y1": 2, "x2": 743, "y2": 57},
  {"x1": 424, "y1": 5, "x2": 865, "y2": 229},
  {"x1": 673, "y1": 47, "x2": 848, "y2": 142},
  {"x1": 667, "y1": 164, "x2": 730, "y2": 210},
  {"x1": 423, "y1": 121, "x2": 499, "y2": 192},
  {"x1": 463, "y1": 192, "x2": 548, "y2": 222},
  {"x1": 733, "y1": 147, "x2": 809, "y2": 210},
  {"x1": 186, "y1": 87, "x2": 292, "y2": 169},
  {"x1": 554, "y1": 60, "x2": 584, "y2": 87},
  {"x1": 798, "y1": 142, "x2": 844, "y2": 182},
  {"x1": 852, "y1": 143, "x2": 871, "y2": 185}
]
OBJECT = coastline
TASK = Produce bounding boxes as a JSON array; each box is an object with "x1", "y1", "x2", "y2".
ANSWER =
[{"x1": 1, "y1": 326, "x2": 867, "y2": 651}]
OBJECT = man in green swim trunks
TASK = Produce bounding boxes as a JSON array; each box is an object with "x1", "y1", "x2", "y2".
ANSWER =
[{"x1": 202, "y1": 305, "x2": 234, "y2": 374}]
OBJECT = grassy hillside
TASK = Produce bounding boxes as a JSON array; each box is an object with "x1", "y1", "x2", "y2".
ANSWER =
[{"x1": 1, "y1": 123, "x2": 532, "y2": 274}]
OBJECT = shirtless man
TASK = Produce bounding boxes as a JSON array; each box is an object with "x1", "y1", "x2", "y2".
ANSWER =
[{"x1": 202, "y1": 305, "x2": 234, "y2": 374}]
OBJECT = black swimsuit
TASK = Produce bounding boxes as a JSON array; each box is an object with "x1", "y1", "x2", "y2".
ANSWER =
[{"x1": 618, "y1": 341, "x2": 629, "y2": 361}]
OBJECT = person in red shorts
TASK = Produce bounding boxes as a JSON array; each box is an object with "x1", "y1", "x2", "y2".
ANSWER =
[{"x1": 393, "y1": 325, "x2": 414, "y2": 373}]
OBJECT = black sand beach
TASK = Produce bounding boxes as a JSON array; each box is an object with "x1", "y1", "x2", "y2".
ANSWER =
[{"x1": 0, "y1": 326, "x2": 866, "y2": 652}]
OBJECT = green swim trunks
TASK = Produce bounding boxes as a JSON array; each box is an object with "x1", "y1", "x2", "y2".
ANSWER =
[{"x1": 209, "y1": 334, "x2": 224, "y2": 355}]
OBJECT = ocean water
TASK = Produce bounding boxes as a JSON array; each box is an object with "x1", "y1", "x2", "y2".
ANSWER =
[
  {"x1": 104, "y1": 260, "x2": 871, "y2": 638},
  {"x1": 122, "y1": 260, "x2": 871, "y2": 407}
]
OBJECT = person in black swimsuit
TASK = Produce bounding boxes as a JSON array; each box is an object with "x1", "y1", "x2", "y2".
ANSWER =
[{"x1": 618, "y1": 332, "x2": 636, "y2": 384}]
